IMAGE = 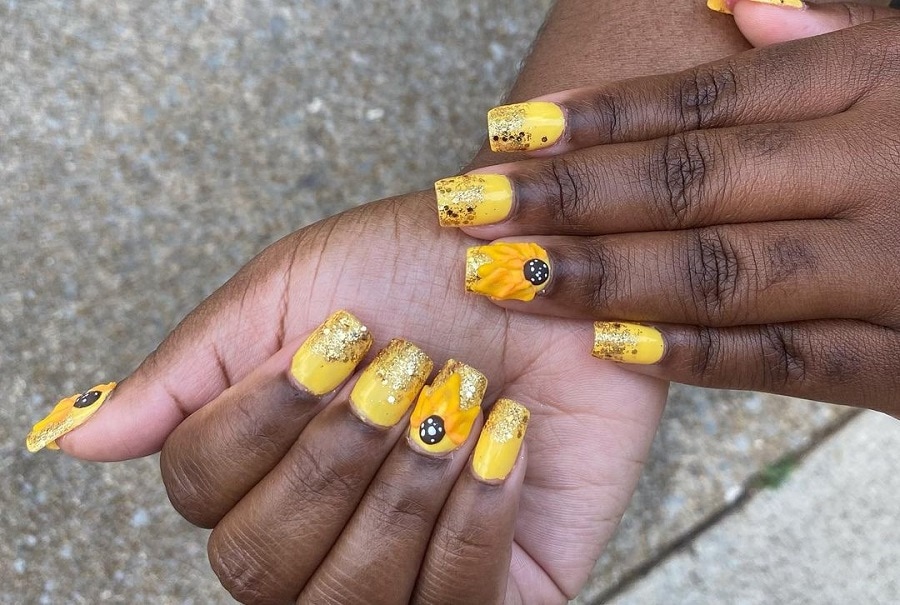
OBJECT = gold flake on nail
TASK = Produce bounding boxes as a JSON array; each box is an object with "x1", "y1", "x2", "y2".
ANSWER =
[
  {"x1": 350, "y1": 339, "x2": 434, "y2": 427},
  {"x1": 435, "y1": 175, "x2": 513, "y2": 227},
  {"x1": 290, "y1": 310, "x2": 373, "y2": 395},
  {"x1": 487, "y1": 102, "x2": 565, "y2": 152},
  {"x1": 592, "y1": 322, "x2": 665, "y2": 365}
]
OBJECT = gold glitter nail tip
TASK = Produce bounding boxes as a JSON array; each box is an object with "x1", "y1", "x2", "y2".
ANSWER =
[
  {"x1": 26, "y1": 382, "x2": 117, "y2": 453},
  {"x1": 472, "y1": 398, "x2": 529, "y2": 481},
  {"x1": 435, "y1": 175, "x2": 513, "y2": 227},
  {"x1": 290, "y1": 310, "x2": 374, "y2": 395},
  {"x1": 487, "y1": 102, "x2": 565, "y2": 152},
  {"x1": 350, "y1": 339, "x2": 434, "y2": 428},
  {"x1": 408, "y1": 360, "x2": 487, "y2": 454},
  {"x1": 592, "y1": 322, "x2": 665, "y2": 365}
]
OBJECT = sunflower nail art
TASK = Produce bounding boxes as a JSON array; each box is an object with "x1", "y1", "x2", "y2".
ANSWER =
[
  {"x1": 465, "y1": 242, "x2": 551, "y2": 302},
  {"x1": 26, "y1": 382, "x2": 116, "y2": 452},
  {"x1": 408, "y1": 360, "x2": 487, "y2": 455}
]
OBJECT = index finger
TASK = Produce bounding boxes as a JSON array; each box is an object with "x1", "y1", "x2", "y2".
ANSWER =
[{"x1": 487, "y1": 19, "x2": 898, "y2": 153}]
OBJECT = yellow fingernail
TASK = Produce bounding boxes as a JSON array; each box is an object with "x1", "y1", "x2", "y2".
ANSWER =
[
  {"x1": 435, "y1": 175, "x2": 513, "y2": 227},
  {"x1": 466, "y1": 242, "x2": 551, "y2": 302},
  {"x1": 707, "y1": 0, "x2": 804, "y2": 14},
  {"x1": 706, "y1": 0, "x2": 732, "y2": 13},
  {"x1": 408, "y1": 360, "x2": 487, "y2": 455},
  {"x1": 592, "y1": 322, "x2": 665, "y2": 365},
  {"x1": 290, "y1": 310, "x2": 373, "y2": 396},
  {"x1": 488, "y1": 102, "x2": 565, "y2": 152},
  {"x1": 350, "y1": 339, "x2": 434, "y2": 428},
  {"x1": 472, "y1": 398, "x2": 529, "y2": 482},
  {"x1": 26, "y1": 382, "x2": 117, "y2": 452}
]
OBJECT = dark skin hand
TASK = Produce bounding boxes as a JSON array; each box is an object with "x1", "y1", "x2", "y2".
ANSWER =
[
  {"x1": 460, "y1": 6, "x2": 900, "y2": 417},
  {"x1": 46, "y1": 3, "x2": 900, "y2": 605}
]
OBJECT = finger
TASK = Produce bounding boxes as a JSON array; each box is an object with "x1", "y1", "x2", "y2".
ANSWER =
[
  {"x1": 590, "y1": 319, "x2": 900, "y2": 417},
  {"x1": 464, "y1": 222, "x2": 876, "y2": 327},
  {"x1": 206, "y1": 339, "x2": 434, "y2": 604},
  {"x1": 159, "y1": 310, "x2": 373, "y2": 529},
  {"x1": 53, "y1": 235, "x2": 307, "y2": 461},
  {"x1": 730, "y1": 2, "x2": 899, "y2": 48},
  {"x1": 485, "y1": 19, "x2": 898, "y2": 154},
  {"x1": 413, "y1": 399, "x2": 530, "y2": 605},
  {"x1": 439, "y1": 116, "x2": 858, "y2": 236},
  {"x1": 301, "y1": 361, "x2": 488, "y2": 604}
]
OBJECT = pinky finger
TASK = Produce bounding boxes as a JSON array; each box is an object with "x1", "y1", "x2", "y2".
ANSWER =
[
  {"x1": 591, "y1": 320, "x2": 900, "y2": 417},
  {"x1": 413, "y1": 399, "x2": 530, "y2": 605}
]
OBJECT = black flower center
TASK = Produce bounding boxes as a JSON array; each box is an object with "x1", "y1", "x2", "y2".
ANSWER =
[
  {"x1": 523, "y1": 258, "x2": 549, "y2": 286},
  {"x1": 419, "y1": 415, "x2": 446, "y2": 445},
  {"x1": 73, "y1": 390, "x2": 102, "y2": 409}
]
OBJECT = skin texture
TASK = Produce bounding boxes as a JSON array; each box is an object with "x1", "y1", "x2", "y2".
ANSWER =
[
  {"x1": 457, "y1": 5, "x2": 900, "y2": 418},
  {"x1": 48, "y1": 1, "x2": 897, "y2": 603}
]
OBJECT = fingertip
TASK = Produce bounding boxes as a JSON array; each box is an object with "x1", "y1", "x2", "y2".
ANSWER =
[{"x1": 55, "y1": 378, "x2": 186, "y2": 461}]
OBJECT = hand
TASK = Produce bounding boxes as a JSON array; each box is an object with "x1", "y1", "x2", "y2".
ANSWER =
[
  {"x1": 439, "y1": 10, "x2": 900, "y2": 416},
  {"x1": 38, "y1": 190, "x2": 667, "y2": 604}
]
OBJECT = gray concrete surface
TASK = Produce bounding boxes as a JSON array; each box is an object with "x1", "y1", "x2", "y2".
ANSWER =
[
  {"x1": 608, "y1": 411, "x2": 900, "y2": 605},
  {"x1": 0, "y1": 1, "x2": 881, "y2": 603}
]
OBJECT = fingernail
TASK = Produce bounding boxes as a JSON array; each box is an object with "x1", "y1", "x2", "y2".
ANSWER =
[
  {"x1": 435, "y1": 175, "x2": 513, "y2": 227},
  {"x1": 707, "y1": 0, "x2": 732, "y2": 13},
  {"x1": 487, "y1": 102, "x2": 565, "y2": 152},
  {"x1": 707, "y1": 0, "x2": 803, "y2": 13},
  {"x1": 290, "y1": 310, "x2": 374, "y2": 395},
  {"x1": 472, "y1": 398, "x2": 529, "y2": 482},
  {"x1": 592, "y1": 321, "x2": 665, "y2": 365},
  {"x1": 466, "y1": 242, "x2": 551, "y2": 302},
  {"x1": 26, "y1": 382, "x2": 117, "y2": 452},
  {"x1": 408, "y1": 360, "x2": 487, "y2": 455},
  {"x1": 350, "y1": 339, "x2": 434, "y2": 428}
]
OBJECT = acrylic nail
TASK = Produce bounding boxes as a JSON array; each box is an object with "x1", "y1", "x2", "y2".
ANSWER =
[
  {"x1": 289, "y1": 310, "x2": 373, "y2": 396},
  {"x1": 466, "y1": 242, "x2": 551, "y2": 302},
  {"x1": 487, "y1": 102, "x2": 565, "y2": 152},
  {"x1": 435, "y1": 175, "x2": 513, "y2": 227},
  {"x1": 472, "y1": 398, "x2": 529, "y2": 482},
  {"x1": 350, "y1": 339, "x2": 434, "y2": 428},
  {"x1": 26, "y1": 382, "x2": 117, "y2": 452},
  {"x1": 592, "y1": 321, "x2": 665, "y2": 365},
  {"x1": 707, "y1": 0, "x2": 803, "y2": 14},
  {"x1": 408, "y1": 360, "x2": 487, "y2": 455}
]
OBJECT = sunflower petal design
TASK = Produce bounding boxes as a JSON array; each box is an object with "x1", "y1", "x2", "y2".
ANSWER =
[
  {"x1": 26, "y1": 382, "x2": 116, "y2": 453},
  {"x1": 465, "y1": 242, "x2": 551, "y2": 302}
]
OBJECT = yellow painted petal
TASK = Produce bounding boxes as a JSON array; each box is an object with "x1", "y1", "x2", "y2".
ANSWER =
[{"x1": 26, "y1": 382, "x2": 117, "y2": 452}]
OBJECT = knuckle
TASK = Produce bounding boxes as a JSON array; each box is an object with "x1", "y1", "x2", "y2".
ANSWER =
[
  {"x1": 364, "y1": 480, "x2": 432, "y2": 534},
  {"x1": 690, "y1": 325, "x2": 725, "y2": 378},
  {"x1": 160, "y1": 443, "x2": 221, "y2": 528},
  {"x1": 282, "y1": 440, "x2": 357, "y2": 511},
  {"x1": 574, "y1": 238, "x2": 621, "y2": 314},
  {"x1": 208, "y1": 527, "x2": 280, "y2": 605},
  {"x1": 759, "y1": 324, "x2": 808, "y2": 387},
  {"x1": 674, "y1": 64, "x2": 738, "y2": 131},
  {"x1": 542, "y1": 155, "x2": 592, "y2": 227},
  {"x1": 646, "y1": 132, "x2": 719, "y2": 229},
  {"x1": 682, "y1": 228, "x2": 744, "y2": 323},
  {"x1": 843, "y1": 4, "x2": 880, "y2": 28},
  {"x1": 584, "y1": 91, "x2": 629, "y2": 143}
]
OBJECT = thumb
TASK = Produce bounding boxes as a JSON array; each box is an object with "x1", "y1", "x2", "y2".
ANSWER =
[{"x1": 726, "y1": 1, "x2": 899, "y2": 47}]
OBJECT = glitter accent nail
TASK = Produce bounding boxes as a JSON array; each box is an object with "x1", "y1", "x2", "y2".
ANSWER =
[
  {"x1": 435, "y1": 175, "x2": 513, "y2": 227},
  {"x1": 350, "y1": 339, "x2": 434, "y2": 427},
  {"x1": 472, "y1": 398, "x2": 529, "y2": 481},
  {"x1": 487, "y1": 102, "x2": 565, "y2": 152},
  {"x1": 592, "y1": 321, "x2": 665, "y2": 365},
  {"x1": 290, "y1": 310, "x2": 373, "y2": 395}
]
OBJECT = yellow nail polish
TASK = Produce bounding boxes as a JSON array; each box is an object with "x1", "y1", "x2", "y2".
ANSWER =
[
  {"x1": 592, "y1": 322, "x2": 665, "y2": 365},
  {"x1": 26, "y1": 382, "x2": 117, "y2": 452},
  {"x1": 466, "y1": 242, "x2": 551, "y2": 302},
  {"x1": 350, "y1": 339, "x2": 434, "y2": 427},
  {"x1": 707, "y1": 0, "x2": 804, "y2": 14},
  {"x1": 435, "y1": 175, "x2": 513, "y2": 227},
  {"x1": 487, "y1": 102, "x2": 565, "y2": 152},
  {"x1": 290, "y1": 310, "x2": 373, "y2": 395},
  {"x1": 408, "y1": 360, "x2": 487, "y2": 455},
  {"x1": 472, "y1": 398, "x2": 529, "y2": 482}
]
